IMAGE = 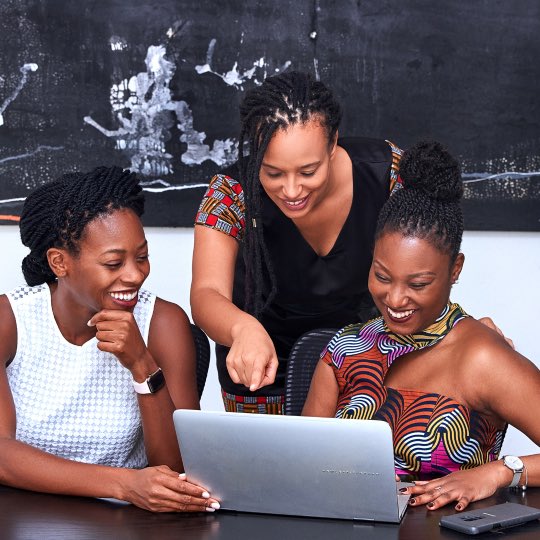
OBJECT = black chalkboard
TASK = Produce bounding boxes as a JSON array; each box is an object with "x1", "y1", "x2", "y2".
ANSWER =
[{"x1": 1, "y1": 0, "x2": 539, "y2": 229}]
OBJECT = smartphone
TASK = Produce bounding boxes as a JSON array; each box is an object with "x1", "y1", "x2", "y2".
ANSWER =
[{"x1": 439, "y1": 502, "x2": 540, "y2": 535}]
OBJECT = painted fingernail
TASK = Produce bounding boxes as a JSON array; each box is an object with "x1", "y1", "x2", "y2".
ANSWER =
[
  {"x1": 409, "y1": 498, "x2": 416, "y2": 505},
  {"x1": 87, "y1": 320, "x2": 93, "y2": 326},
  {"x1": 427, "y1": 502, "x2": 434, "y2": 508},
  {"x1": 210, "y1": 502, "x2": 220, "y2": 510},
  {"x1": 205, "y1": 507, "x2": 215, "y2": 512},
  {"x1": 178, "y1": 473, "x2": 186, "y2": 480},
  {"x1": 399, "y1": 487, "x2": 408, "y2": 493},
  {"x1": 202, "y1": 491, "x2": 210, "y2": 499}
]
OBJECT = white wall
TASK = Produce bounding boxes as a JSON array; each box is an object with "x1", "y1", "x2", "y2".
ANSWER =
[{"x1": 1, "y1": 225, "x2": 538, "y2": 456}]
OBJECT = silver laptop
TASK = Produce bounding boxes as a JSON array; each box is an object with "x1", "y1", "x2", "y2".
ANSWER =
[{"x1": 173, "y1": 410, "x2": 410, "y2": 523}]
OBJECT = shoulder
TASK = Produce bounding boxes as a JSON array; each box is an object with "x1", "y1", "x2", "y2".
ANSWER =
[
  {"x1": 338, "y1": 136, "x2": 397, "y2": 163},
  {"x1": 0, "y1": 294, "x2": 17, "y2": 364},
  {"x1": 151, "y1": 297, "x2": 191, "y2": 330},
  {"x1": 453, "y1": 317, "x2": 539, "y2": 390},
  {"x1": 195, "y1": 173, "x2": 246, "y2": 240}
]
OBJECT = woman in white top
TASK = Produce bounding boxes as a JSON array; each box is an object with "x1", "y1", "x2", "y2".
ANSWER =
[{"x1": 0, "y1": 166, "x2": 219, "y2": 513}]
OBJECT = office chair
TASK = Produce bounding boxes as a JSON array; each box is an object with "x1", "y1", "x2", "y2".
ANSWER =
[
  {"x1": 284, "y1": 328, "x2": 337, "y2": 416},
  {"x1": 190, "y1": 323, "x2": 210, "y2": 399}
]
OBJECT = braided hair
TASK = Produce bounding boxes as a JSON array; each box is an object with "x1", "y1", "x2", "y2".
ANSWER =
[
  {"x1": 375, "y1": 140, "x2": 463, "y2": 262},
  {"x1": 20, "y1": 166, "x2": 144, "y2": 286},
  {"x1": 238, "y1": 70, "x2": 342, "y2": 317}
]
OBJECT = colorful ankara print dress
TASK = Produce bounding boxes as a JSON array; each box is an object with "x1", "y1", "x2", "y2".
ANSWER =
[{"x1": 323, "y1": 303, "x2": 506, "y2": 479}]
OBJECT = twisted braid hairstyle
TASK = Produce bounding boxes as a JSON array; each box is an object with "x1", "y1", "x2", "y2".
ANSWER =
[
  {"x1": 20, "y1": 166, "x2": 144, "y2": 286},
  {"x1": 238, "y1": 70, "x2": 342, "y2": 317},
  {"x1": 375, "y1": 140, "x2": 463, "y2": 263}
]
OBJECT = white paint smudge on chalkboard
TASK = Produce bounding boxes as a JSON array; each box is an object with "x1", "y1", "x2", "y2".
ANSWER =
[
  {"x1": 195, "y1": 38, "x2": 291, "y2": 89},
  {"x1": 0, "y1": 145, "x2": 63, "y2": 165},
  {"x1": 84, "y1": 42, "x2": 237, "y2": 175},
  {"x1": 0, "y1": 63, "x2": 38, "y2": 126}
]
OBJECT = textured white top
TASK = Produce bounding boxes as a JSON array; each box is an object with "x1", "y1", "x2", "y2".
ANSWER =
[{"x1": 6, "y1": 284, "x2": 156, "y2": 469}]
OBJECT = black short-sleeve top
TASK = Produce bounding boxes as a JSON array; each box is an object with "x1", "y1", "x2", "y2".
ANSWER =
[{"x1": 195, "y1": 137, "x2": 402, "y2": 396}]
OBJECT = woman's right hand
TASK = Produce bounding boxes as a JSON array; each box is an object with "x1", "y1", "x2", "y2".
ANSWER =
[
  {"x1": 227, "y1": 322, "x2": 279, "y2": 391},
  {"x1": 124, "y1": 466, "x2": 220, "y2": 513}
]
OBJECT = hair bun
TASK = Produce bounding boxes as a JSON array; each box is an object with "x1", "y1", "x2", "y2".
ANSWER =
[{"x1": 399, "y1": 140, "x2": 462, "y2": 202}]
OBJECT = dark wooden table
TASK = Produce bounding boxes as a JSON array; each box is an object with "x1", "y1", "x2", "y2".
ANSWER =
[{"x1": 1, "y1": 485, "x2": 539, "y2": 539}]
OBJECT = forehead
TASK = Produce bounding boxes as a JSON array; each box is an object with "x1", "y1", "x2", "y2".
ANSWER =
[
  {"x1": 373, "y1": 232, "x2": 450, "y2": 270},
  {"x1": 79, "y1": 209, "x2": 145, "y2": 251},
  {"x1": 263, "y1": 120, "x2": 329, "y2": 165}
]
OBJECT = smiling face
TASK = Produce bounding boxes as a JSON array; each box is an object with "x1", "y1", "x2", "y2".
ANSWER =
[
  {"x1": 258, "y1": 119, "x2": 337, "y2": 218},
  {"x1": 53, "y1": 208, "x2": 150, "y2": 315},
  {"x1": 368, "y1": 231, "x2": 464, "y2": 335}
]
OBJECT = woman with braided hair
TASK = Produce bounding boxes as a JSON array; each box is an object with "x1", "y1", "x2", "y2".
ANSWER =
[
  {"x1": 0, "y1": 166, "x2": 219, "y2": 512},
  {"x1": 192, "y1": 70, "x2": 404, "y2": 413},
  {"x1": 304, "y1": 141, "x2": 540, "y2": 511}
]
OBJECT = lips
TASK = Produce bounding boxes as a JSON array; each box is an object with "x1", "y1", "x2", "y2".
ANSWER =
[
  {"x1": 109, "y1": 290, "x2": 139, "y2": 307},
  {"x1": 386, "y1": 306, "x2": 417, "y2": 324},
  {"x1": 282, "y1": 193, "x2": 310, "y2": 211}
]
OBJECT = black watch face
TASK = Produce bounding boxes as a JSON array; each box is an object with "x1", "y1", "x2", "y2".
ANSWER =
[{"x1": 148, "y1": 369, "x2": 165, "y2": 393}]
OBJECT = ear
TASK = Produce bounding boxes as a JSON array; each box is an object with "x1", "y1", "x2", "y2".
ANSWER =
[
  {"x1": 46, "y1": 247, "x2": 70, "y2": 279},
  {"x1": 451, "y1": 253, "x2": 465, "y2": 284}
]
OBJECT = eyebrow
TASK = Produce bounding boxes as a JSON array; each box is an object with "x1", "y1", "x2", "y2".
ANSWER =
[
  {"x1": 101, "y1": 240, "x2": 148, "y2": 255},
  {"x1": 373, "y1": 260, "x2": 436, "y2": 278},
  {"x1": 261, "y1": 160, "x2": 321, "y2": 170}
]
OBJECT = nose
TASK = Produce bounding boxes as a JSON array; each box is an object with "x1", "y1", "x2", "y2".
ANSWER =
[
  {"x1": 121, "y1": 260, "x2": 147, "y2": 286},
  {"x1": 281, "y1": 174, "x2": 303, "y2": 200},
  {"x1": 385, "y1": 283, "x2": 409, "y2": 309}
]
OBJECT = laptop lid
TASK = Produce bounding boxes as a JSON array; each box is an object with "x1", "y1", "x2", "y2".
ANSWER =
[{"x1": 174, "y1": 410, "x2": 409, "y2": 523}]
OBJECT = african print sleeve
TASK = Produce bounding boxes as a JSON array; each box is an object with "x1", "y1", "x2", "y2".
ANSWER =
[
  {"x1": 386, "y1": 140, "x2": 403, "y2": 195},
  {"x1": 194, "y1": 174, "x2": 246, "y2": 240}
]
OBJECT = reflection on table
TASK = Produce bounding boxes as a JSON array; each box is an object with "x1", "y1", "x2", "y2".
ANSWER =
[{"x1": 0, "y1": 485, "x2": 539, "y2": 540}]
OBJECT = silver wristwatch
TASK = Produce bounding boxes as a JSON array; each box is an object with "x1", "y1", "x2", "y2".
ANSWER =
[{"x1": 502, "y1": 455, "x2": 524, "y2": 488}]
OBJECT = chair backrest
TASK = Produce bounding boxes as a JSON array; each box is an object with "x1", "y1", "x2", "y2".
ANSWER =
[
  {"x1": 190, "y1": 324, "x2": 210, "y2": 399},
  {"x1": 284, "y1": 328, "x2": 337, "y2": 416}
]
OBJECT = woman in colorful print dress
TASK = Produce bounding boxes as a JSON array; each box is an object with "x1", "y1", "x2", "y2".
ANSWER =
[{"x1": 303, "y1": 141, "x2": 540, "y2": 511}]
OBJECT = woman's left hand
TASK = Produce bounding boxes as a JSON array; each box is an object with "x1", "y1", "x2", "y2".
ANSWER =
[{"x1": 403, "y1": 464, "x2": 504, "y2": 511}]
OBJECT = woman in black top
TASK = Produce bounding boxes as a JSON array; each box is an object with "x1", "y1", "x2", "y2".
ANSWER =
[{"x1": 191, "y1": 71, "x2": 401, "y2": 412}]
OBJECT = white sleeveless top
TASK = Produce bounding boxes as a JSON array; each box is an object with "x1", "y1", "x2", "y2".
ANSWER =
[{"x1": 6, "y1": 284, "x2": 156, "y2": 469}]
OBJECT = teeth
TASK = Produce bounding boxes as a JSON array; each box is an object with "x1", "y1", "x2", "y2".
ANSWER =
[
  {"x1": 285, "y1": 197, "x2": 306, "y2": 206},
  {"x1": 110, "y1": 291, "x2": 137, "y2": 301},
  {"x1": 387, "y1": 307, "x2": 415, "y2": 319}
]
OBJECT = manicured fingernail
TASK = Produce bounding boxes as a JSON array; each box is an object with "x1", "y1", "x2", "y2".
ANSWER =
[
  {"x1": 178, "y1": 473, "x2": 186, "y2": 480},
  {"x1": 210, "y1": 502, "x2": 220, "y2": 509},
  {"x1": 87, "y1": 319, "x2": 93, "y2": 326},
  {"x1": 427, "y1": 502, "x2": 434, "y2": 508},
  {"x1": 205, "y1": 507, "x2": 215, "y2": 512},
  {"x1": 399, "y1": 487, "x2": 408, "y2": 493},
  {"x1": 409, "y1": 498, "x2": 416, "y2": 505},
  {"x1": 202, "y1": 491, "x2": 210, "y2": 499},
  {"x1": 456, "y1": 504, "x2": 463, "y2": 511}
]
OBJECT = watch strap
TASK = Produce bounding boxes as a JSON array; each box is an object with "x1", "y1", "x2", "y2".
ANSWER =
[
  {"x1": 132, "y1": 367, "x2": 165, "y2": 394},
  {"x1": 502, "y1": 455, "x2": 524, "y2": 488}
]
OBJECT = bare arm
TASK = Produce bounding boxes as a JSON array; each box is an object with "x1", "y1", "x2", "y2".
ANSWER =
[
  {"x1": 302, "y1": 360, "x2": 339, "y2": 417},
  {"x1": 406, "y1": 327, "x2": 540, "y2": 511},
  {"x1": 142, "y1": 298, "x2": 199, "y2": 470},
  {"x1": 0, "y1": 295, "x2": 217, "y2": 512},
  {"x1": 190, "y1": 225, "x2": 278, "y2": 391}
]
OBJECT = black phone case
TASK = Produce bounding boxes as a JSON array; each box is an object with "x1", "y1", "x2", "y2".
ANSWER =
[{"x1": 439, "y1": 502, "x2": 540, "y2": 535}]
